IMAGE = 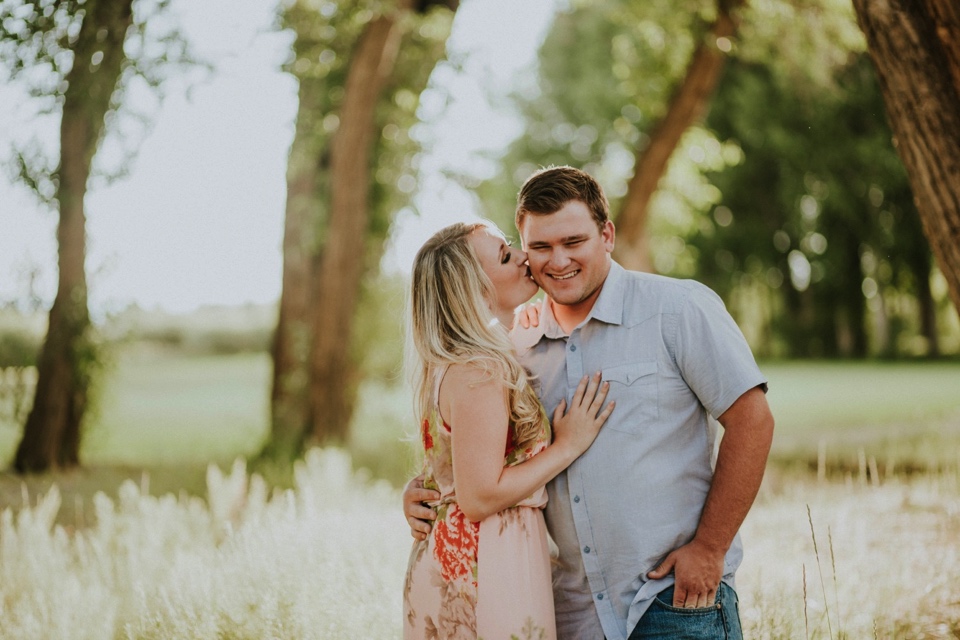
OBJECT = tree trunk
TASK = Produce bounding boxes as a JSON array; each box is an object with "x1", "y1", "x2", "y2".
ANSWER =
[
  {"x1": 852, "y1": 0, "x2": 960, "y2": 315},
  {"x1": 266, "y1": 97, "x2": 320, "y2": 459},
  {"x1": 843, "y1": 237, "x2": 869, "y2": 357},
  {"x1": 14, "y1": 0, "x2": 134, "y2": 473},
  {"x1": 307, "y1": 7, "x2": 408, "y2": 445},
  {"x1": 915, "y1": 262, "x2": 939, "y2": 357},
  {"x1": 906, "y1": 247, "x2": 940, "y2": 357},
  {"x1": 613, "y1": 0, "x2": 745, "y2": 272}
]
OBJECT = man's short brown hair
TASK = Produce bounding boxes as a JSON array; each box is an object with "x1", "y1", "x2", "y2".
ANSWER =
[{"x1": 515, "y1": 166, "x2": 610, "y2": 232}]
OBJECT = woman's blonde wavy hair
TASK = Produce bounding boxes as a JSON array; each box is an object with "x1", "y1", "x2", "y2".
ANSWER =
[{"x1": 407, "y1": 222, "x2": 543, "y2": 450}]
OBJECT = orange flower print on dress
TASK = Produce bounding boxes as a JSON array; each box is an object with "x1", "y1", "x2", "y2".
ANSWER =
[
  {"x1": 404, "y1": 399, "x2": 557, "y2": 640},
  {"x1": 433, "y1": 504, "x2": 480, "y2": 583},
  {"x1": 422, "y1": 418, "x2": 434, "y2": 451}
]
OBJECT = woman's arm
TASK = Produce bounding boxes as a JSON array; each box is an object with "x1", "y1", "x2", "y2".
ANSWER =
[{"x1": 445, "y1": 366, "x2": 613, "y2": 522}]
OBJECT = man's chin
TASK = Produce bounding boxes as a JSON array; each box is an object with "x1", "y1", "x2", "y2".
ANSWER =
[{"x1": 543, "y1": 290, "x2": 584, "y2": 306}]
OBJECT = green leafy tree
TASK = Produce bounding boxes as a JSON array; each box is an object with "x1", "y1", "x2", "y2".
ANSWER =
[
  {"x1": 476, "y1": 0, "x2": 716, "y2": 239},
  {"x1": 267, "y1": 0, "x2": 458, "y2": 459},
  {"x1": 701, "y1": 54, "x2": 933, "y2": 357},
  {"x1": 478, "y1": 0, "x2": 946, "y2": 357},
  {"x1": 0, "y1": 0, "x2": 192, "y2": 472},
  {"x1": 481, "y1": 0, "x2": 865, "y2": 266}
]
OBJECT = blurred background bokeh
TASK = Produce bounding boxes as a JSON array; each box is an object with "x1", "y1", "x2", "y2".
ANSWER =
[{"x1": 1, "y1": 0, "x2": 958, "y2": 495}]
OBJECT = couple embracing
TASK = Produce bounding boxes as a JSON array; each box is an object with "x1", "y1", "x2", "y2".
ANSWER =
[{"x1": 402, "y1": 166, "x2": 774, "y2": 640}]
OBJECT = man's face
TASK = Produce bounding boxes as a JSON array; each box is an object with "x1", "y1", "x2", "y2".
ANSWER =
[{"x1": 519, "y1": 200, "x2": 614, "y2": 311}]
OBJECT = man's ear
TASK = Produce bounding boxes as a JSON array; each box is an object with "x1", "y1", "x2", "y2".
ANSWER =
[{"x1": 602, "y1": 220, "x2": 616, "y2": 253}]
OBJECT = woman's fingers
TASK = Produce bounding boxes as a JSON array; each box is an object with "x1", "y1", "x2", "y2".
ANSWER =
[
  {"x1": 596, "y1": 401, "x2": 616, "y2": 425},
  {"x1": 407, "y1": 515, "x2": 432, "y2": 539},
  {"x1": 528, "y1": 303, "x2": 541, "y2": 327},
  {"x1": 570, "y1": 374, "x2": 590, "y2": 407},
  {"x1": 574, "y1": 371, "x2": 602, "y2": 408},
  {"x1": 588, "y1": 380, "x2": 610, "y2": 414},
  {"x1": 552, "y1": 397, "x2": 567, "y2": 424}
]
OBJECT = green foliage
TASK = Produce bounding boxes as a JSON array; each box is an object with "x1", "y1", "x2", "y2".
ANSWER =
[
  {"x1": 278, "y1": 0, "x2": 455, "y2": 422},
  {"x1": 476, "y1": 0, "x2": 715, "y2": 231},
  {"x1": 351, "y1": 273, "x2": 407, "y2": 381},
  {"x1": 0, "y1": 330, "x2": 40, "y2": 368},
  {"x1": 701, "y1": 53, "x2": 934, "y2": 357},
  {"x1": 477, "y1": 0, "x2": 951, "y2": 357},
  {"x1": 369, "y1": 6, "x2": 455, "y2": 247},
  {"x1": 0, "y1": 0, "x2": 201, "y2": 200},
  {"x1": 281, "y1": 0, "x2": 453, "y2": 254}
]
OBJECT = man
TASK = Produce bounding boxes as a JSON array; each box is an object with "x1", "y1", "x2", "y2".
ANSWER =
[{"x1": 404, "y1": 166, "x2": 774, "y2": 639}]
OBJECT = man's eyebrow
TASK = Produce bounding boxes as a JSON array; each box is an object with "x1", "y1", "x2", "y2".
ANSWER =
[{"x1": 528, "y1": 234, "x2": 591, "y2": 246}]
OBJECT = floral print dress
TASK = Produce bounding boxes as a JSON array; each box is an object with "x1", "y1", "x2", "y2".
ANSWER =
[{"x1": 403, "y1": 367, "x2": 556, "y2": 640}]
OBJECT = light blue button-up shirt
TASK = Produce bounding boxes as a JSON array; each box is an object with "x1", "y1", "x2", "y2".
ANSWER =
[{"x1": 513, "y1": 262, "x2": 767, "y2": 640}]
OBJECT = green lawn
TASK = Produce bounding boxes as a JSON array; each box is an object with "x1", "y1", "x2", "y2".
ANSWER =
[
  {"x1": 2, "y1": 354, "x2": 959, "y2": 479},
  {"x1": 83, "y1": 351, "x2": 271, "y2": 465},
  {"x1": 762, "y1": 360, "x2": 960, "y2": 467}
]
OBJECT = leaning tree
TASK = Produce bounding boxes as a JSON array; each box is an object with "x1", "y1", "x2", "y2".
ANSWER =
[{"x1": 851, "y1": 0, "x2": 960, "y2": 314}]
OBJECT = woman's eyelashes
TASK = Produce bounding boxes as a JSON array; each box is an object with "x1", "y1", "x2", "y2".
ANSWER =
[{"x1": 501, "y1": 241, "x2": 513, "y2": 264}]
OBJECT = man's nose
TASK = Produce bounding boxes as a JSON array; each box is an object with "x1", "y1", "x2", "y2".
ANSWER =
[{"x1": 547, "y1": 248, "x2": 571, "y2": 269}]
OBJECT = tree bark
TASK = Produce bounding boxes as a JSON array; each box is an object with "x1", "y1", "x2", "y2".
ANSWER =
[
  {"x1": 307, "y1": 7, "x2": 409, "y2": 445},
  {"x1": 613, "y1": 0, "x2": 745, "y2": 272},
  {"x1": 267, "y1": 95, "x2": 320, "y2": 459},
  {"x1": 14, "y1": 0, "x2": 134, "y2": 472},
  {"x1": 852, "y1": 0, "x2": 960, "y2": 314}
]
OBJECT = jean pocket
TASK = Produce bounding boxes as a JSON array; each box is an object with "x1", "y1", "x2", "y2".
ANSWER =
[
  {"x1": 652, "y1": 588, "x2": 722, "y2": 615},
  {"x1": 602, "y1": 361, "x2": 658, "y2": 434},
  {"x1": 630, "y1": 588, "x2": 726, "y2": 639}
]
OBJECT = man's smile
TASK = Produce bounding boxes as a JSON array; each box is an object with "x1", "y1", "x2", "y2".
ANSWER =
[{"x1": 549, "y1": 270, "x2": 580, "y2": 281}]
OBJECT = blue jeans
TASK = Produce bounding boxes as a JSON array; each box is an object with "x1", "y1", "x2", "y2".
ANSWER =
[{"x1": 626, "y1": 583, "x2": 743, "y2": 640}]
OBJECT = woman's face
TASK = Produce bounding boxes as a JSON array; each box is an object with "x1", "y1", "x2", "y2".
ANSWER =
[{"x1": 468, "y1": 226, "x2": 539, "y2": 315}]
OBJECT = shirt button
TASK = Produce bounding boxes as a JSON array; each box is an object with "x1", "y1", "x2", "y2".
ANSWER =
[
  {"x1": 583, "y1": 546, "x2": 591, "y2": 553},
  {"x1": 597, "y1": 593, "x2": 604, "y2": 600},
  {"x1": 573, "y1": 495, "x2": 580, "y2": 503},
  {"x1": 570, "y1": 344, "x2": 577, "y2": 351}
]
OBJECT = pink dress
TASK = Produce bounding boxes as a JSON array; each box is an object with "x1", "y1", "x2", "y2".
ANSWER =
[{"x1": 403, "y1": 368, "x2": 556, "y2": 640}]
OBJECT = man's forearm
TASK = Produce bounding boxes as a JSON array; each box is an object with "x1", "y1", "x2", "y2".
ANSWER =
[{"x1": 694, "y1": 387, "x2": 774, "y2": 555}]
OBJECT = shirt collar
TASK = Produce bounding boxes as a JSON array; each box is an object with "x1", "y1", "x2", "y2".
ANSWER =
[
  {"x1": 587, "y1": 260, "x2": 627, "y2": 327},
  {"x1": 512, "y1": 260, "x2": 627, "y2": 351}
]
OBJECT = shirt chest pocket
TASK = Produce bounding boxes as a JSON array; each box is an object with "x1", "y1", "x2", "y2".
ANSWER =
[{"x1": 602, "y1": 360, "x2": 659, "y2": 435}]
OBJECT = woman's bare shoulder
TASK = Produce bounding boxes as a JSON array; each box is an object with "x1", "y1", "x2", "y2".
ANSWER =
[{"x1": 443, "y1": 361, "x2": 496, "y2": 389}]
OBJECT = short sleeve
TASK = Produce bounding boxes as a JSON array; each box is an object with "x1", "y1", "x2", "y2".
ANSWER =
[{"x1": 672, "y1": 282, "x2": 767, "y2": 419}]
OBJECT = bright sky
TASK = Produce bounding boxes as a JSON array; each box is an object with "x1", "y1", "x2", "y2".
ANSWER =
[{"x1": 0, "y1": 0, "x2": 558, "y2": 315}]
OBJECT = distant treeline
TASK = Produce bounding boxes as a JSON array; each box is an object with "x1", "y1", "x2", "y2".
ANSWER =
[{"x1": 0, "y1": 305, "x2": 275, "y2": 368}]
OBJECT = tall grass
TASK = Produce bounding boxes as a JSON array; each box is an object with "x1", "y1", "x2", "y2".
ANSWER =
[
  {"x1": 0, "y1": 449, "x2": 410, "y2": 640},
  {"x1": 1, "y1": 449, "x2": 958, "y2": 639},
  {"x1": 739, "y1": 470, "x2": 960, "y2": 639}
]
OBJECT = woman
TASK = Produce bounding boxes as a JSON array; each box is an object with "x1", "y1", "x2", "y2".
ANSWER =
[{"x1": 403, "y1": 222, "x2": 614, "y2": 640}]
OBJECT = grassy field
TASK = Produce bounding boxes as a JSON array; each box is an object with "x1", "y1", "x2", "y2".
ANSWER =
[
  {"x1": 0, "y1": 449, "x2": 957, "y2": 639},
  {"x1": 0, "y1": 353, "x2": 959, "y2": 637},
  {"x1": 0, "y1": 351, "x2": 956, "y2": 527},
  {"x1": 762, "y1": 360, "x2": 960, "y2": 471},
  {"x1": 2, "y1": 353, "x2": 959, "y2": 480}
]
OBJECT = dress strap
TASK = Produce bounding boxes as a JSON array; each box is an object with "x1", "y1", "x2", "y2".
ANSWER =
[{"x1": 433, "y1": 364, "x2": 449, "y2": 406}]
